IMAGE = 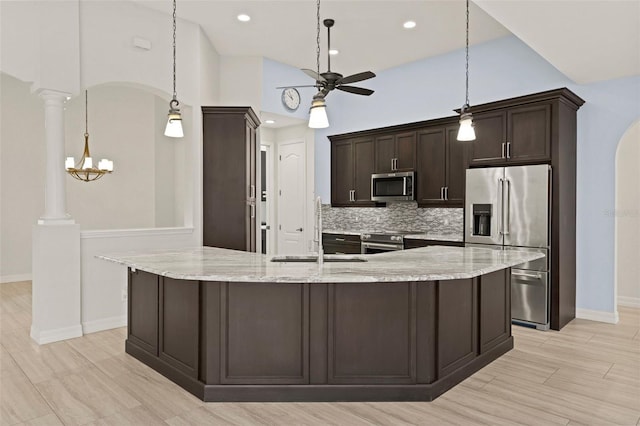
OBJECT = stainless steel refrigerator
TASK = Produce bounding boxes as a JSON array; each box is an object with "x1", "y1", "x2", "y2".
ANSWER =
[{"x1": 465, "y1": 164, "x2": 551, "y2": 330}]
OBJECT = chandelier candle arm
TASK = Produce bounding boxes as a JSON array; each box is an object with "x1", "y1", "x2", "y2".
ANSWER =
[
  {"x1": 65, "y1": 90, "x2": 113, "y2": 182},
  {"x1": 164, "y1": 0, "x2": 184, "y2": 138},
  {"x1": 457, "y1": 0, "x2": 476, "y2": 141}
]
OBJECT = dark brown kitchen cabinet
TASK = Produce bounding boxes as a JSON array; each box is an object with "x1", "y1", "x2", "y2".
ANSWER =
[
  {"x1": 330, "y1": 137, "x2": 376, "y2": 207},
  {"x1": 468, "y1": 102, "x2": 551, "y2": 166},
  {"x1": 375, "y1": 132, "x2": 416, "y2": 173},
  {"x1": 202, "y1": 106, "x2": 260, "y2": 252},
  {"x1": 322, "y1": 233, "x2": 361, "y2": 254},
  {"x1": 404, "y1": 238, "x2": 464, "y2": 249},
  {"x1": 416, "y1": 123, "x2": 467, "y2": 207}
]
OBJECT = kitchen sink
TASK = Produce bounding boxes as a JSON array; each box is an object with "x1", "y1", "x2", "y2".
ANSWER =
[{"x1": 270, "y1": 254, "x2": 367, "y2": 263}]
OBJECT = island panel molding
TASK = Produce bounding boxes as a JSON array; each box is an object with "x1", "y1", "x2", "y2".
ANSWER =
[{"x1": 105, "y1": 246, "x2": 544, "y2": 402}]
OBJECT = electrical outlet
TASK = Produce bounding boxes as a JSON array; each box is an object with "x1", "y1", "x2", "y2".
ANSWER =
[{"x1": 121, "y1": 289, "x2": 127, "y2": 302}]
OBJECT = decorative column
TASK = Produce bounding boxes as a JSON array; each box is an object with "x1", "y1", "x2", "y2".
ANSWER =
[
  {"x1": 38, "y1": 90, "x2": 74, "y2": 224},
  {"x1": 31, "y1": 89, "x2": 82, "y2": 345}
]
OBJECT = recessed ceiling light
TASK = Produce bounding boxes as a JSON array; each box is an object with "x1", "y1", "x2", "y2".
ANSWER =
[
  {"x1": 403, "y1": 21, "x2": 416, "y2": 29},
  {"x1": 265, "y1": 119, "x2": 275, "y2": 124},
  {"x1": 329, "y1": 49, "x2": 339, "y2": 56},
  {"x1": 237, "y1": 14, "x2": 251, "y2": 22}
]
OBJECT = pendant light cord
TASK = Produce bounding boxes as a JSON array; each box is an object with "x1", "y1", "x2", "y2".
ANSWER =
[
  {"x1": 84, "y1": 90, "x2": 89, "y2": 137},
  {"x1": 464, "y1": 0, "x2": 470, "y2": 110},
  {"x1": 316, "y1": 0, "x2": 321, "y2": 82},
  {"x1": 172, "y1": 0, "x2": 177, "y2": 104}
]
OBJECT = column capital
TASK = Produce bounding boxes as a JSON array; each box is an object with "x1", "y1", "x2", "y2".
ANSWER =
[{"x1": 37, "y1": 89, "x2": 71, "y2": 104}]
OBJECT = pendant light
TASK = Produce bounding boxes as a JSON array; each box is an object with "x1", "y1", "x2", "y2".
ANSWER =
[
  {"x1": 164, "y1": 0, "x2": 183, "y2": 138},
  {"x1": 457, "y1": 0, "x2": 476, "y2": 141},
  {"x1": 65, "y1": 90, "x2": 113, "y2": 182},
  {"x1": 308, "y1": 0, "x2": 329, "y2": 129}
]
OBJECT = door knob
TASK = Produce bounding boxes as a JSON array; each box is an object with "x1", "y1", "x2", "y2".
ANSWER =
[{"x1": 296, "y1": 228, "x2": 303, "y2": 232}]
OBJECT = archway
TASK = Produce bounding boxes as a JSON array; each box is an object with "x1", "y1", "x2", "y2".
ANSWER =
[{"x1": 615, "y1": 119, "x2": 640, "y2": 308}]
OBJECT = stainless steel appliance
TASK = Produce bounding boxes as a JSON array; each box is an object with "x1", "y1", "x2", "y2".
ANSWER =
[
  {"x1": 465, "y1": 164, "x2": 551, "y2": 330},
  {"x1": 361, "y1": 231, "x2": 407, "y2": 253},
  {"x1": 371, "y1": 171, "x2": 414, "y2": 202}
]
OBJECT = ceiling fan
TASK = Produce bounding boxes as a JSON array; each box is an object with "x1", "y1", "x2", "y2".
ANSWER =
[{"x1": 278, "y1": 18, "x2": 376, "y2": 98}]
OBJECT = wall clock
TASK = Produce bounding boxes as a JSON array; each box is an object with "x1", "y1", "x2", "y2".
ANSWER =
[{"x1": 281, "y1": 88, "x2": 301, "y2": 112}]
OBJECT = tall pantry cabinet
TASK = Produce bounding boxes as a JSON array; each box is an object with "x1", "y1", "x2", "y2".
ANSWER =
[{"x1": 202, "y1": 107, "x2": 260, "y2": 252}]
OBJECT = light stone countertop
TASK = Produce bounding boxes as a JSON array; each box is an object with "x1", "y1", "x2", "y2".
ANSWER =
[{"x1": 98, "y1": 246, "x2": 543, "y2": 283}]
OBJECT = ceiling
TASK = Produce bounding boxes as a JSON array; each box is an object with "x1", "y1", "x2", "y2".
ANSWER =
[{"x1": 136, "y1": 0, "x2": 639, "y2": 86}]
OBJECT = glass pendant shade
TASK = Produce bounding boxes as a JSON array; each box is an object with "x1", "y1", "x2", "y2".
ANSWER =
[
  {"x1": 308, "y1": 96, "x2": 329, "y2": 129},
  {"x1": 457, "y1": 112, "x2": 476, "y2": 141},
  {"x1": 164, "y1": 111, "x2": 184, "y2": 138}
]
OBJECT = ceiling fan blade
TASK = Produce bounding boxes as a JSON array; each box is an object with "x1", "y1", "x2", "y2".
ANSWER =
[
  {"x1": 337, "y1": 71, "x2": 376, "y2": 85},
  {"x1": 276, "y1": 85, "x2": 318, "y2": 89},
  {"x1": 337, "y1": 85, "x2": 374, "y2": 96},
  {"x1": 301, "y1": 69, "x2": 327, "y2": 82}
]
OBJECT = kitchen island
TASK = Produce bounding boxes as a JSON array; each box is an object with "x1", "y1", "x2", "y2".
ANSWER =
[{"x1": 100, "y1": 246, "x2": 542, "y2": 402}]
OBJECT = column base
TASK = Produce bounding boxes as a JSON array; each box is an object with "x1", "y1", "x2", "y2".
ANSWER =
[
  {"x1": 31, "y1": 223, "x2": 82, "y2": 345},
  {"x1": 30, "y1": 324, "x2": 83, "y2": 345}
]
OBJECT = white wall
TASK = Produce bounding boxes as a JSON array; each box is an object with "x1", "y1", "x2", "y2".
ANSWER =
[
  {"x1": 616, "y1": 121, "x2": 640, "y2": 307},
  {"x1": 219, "y1": 56, "x2": 263, "y2": 113},
  {"x1": 0, "y1": 74, "x2": 45, "y2": 281},
  {"x1": 65, "y1": 85, "x2": 158, "y2": 229}
]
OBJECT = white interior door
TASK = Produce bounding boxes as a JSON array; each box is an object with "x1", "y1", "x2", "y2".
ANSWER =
[{"x1": 277, "y1": 141, "x2": 306, "y2": 255}]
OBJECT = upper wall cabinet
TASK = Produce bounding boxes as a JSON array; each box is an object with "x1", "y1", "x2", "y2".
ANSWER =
[
  {"x1": 416, "y1": 121, "x2": 467, "y2": 207},
  {"x1": 330, "y1": 137, "x2": 376, "y2": 207},
  {"x1": 469, "y1": 101, "x2": 551, "y2": 166},
  {"x1": 375, "y1": 132, "x2": 416, "y2": 173}
]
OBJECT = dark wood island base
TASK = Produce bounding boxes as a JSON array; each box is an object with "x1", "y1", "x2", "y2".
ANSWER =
[{"x1": 126, "y1": 267, "x2": 512, "y2": 402}]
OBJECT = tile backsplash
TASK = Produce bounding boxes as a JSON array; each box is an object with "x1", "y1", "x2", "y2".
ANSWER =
[{"x1": 322, "y1": 202, "x2": 463, "y2": 236}]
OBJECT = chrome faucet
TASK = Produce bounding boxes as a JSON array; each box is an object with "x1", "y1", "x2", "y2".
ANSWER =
[{"x1": 314, "y1": 196, "x2": 324, "y2": 265}]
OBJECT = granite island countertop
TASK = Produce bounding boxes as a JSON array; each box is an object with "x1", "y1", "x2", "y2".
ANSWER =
[{"x1": 99, "y1": 246, "x2": 543, "y2": 283}]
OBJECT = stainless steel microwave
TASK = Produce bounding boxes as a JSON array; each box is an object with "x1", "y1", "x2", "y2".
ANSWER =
[{"x1": 371, "y1": 171, "x2": 415, "y2": 202}]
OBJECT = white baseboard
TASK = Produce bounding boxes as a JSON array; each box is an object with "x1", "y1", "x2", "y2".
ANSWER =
[
  {"x1": 575, "y1": 308, "x2": 619, "y2": 324},
  {"x1": 1, "y1": 273, "x2": 32, "y2": 284},
  {"x1": 82, "y1": 315, "x2": 127, "y2": 334},
  {"x1": 618, "y1": 296, "x2": 640, "y2": 308},
  {"x1": 30, "y1": 324, "x2": 83, "y2": 345}
]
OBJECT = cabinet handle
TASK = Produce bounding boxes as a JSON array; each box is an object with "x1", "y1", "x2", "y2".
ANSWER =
[
  {"x1": 444, "y1": 186, "x2": 449, "y2": 201},
  {"x1": 506, "y1": 142, "x2": 511, "y2": 159},
  {"x1": 440, "y1": 187, "x2": 444, "y2": 200},
  {"x1": 501, "y1": 142, "x2": 506, "y2": 159},
  {"x1": 250, "y1": 204, "x2": 255, "y2": 219},
  {"x1": 250, "y1": 184, "x2": 256, "y2": 199},
  {"x1": 335, "y1": 238, "x2": 345, "y2": 241}
]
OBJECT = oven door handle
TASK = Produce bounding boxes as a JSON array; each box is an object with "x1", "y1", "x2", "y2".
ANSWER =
[{"x1": 362, "y1": 242, "x2": 403, "y2": 250}]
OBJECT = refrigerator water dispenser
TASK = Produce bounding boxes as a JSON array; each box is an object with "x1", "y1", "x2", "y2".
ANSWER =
[{"x1": 472, "y1": 204, "x2": 492, "y2": 236}]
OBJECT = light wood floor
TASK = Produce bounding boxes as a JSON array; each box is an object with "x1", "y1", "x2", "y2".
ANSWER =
[{"x1": 1, "y1": 281, "x2": 638, "y2": 426}]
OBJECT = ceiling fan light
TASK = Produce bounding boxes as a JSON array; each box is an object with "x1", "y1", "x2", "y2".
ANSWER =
[
  {"x1": 457, "y1": 112, "x2": 476, "y2": 141},
  {"x1": 309, "y1": 96, "x2": 329, "y2": 129}
]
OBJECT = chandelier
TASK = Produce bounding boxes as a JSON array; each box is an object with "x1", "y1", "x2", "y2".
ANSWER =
[{"x1": 65, "y1": 90, "x2": 113, "y2": 182}]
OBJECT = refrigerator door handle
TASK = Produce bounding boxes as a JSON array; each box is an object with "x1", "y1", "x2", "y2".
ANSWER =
[
  {"x1": 503, "y1": 179, "x2": 511, "y2": 235},
  {"x1": 497, "y1": 178, "x2": 504, "y2": 235}
]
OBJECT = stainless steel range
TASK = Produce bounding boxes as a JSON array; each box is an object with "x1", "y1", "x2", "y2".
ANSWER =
[{"x1": 361, "y1": 231, "x2": 409, "y2": 254}]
